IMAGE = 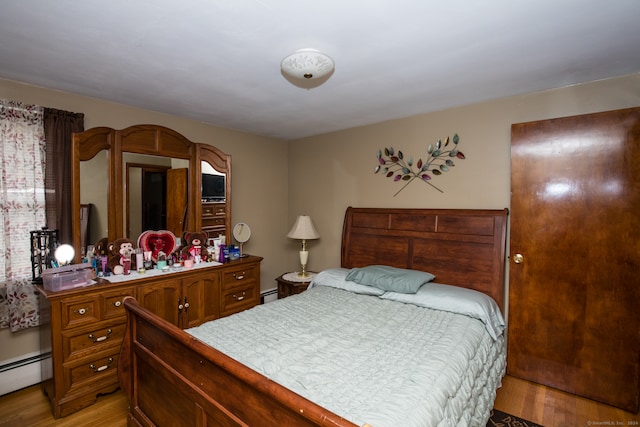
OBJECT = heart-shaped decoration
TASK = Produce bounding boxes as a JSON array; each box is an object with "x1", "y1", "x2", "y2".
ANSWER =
[{"x1": 137, "y1": 230, "x2": 178, "y2": 262}]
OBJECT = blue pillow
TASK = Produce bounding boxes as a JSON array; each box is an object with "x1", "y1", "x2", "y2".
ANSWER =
[{"x1": 345, "y1": 265, "x2": 435, "y2": 294}]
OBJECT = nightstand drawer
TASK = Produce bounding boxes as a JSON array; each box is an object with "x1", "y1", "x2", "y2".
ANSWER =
[
  {"x1": 61, "y1": 295, "x2": 100, "y2": 329},
  {"x1": 221, "y1": 265, "x2": 258, "y2": 290}
]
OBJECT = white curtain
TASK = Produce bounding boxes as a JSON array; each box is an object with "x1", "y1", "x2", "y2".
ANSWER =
[{"x1": 0, "y1": 100, "x2": 46, "y2": 331}]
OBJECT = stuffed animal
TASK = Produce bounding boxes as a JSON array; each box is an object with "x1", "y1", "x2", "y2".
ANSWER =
[
  {"x1": 181, "y1": 231, "x2": 209, "y2": 262},
  {"x1": 94, "y1": 237, "x2": 109, "y2": 257},
  {"x1": 107, "y1": 238, "x2": 135, "y2": 275}
]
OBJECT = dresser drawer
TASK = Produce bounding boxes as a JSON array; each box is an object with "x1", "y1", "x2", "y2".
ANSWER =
[
  {"x1": 202, "y1": 203, "x2": 225, "y2": 217},
  {"x1": 63, "y1": 350, "x2": 119, "y2": 396},
  {"x1": 63, "y1": 322, "x2": 126, "y2": 361},
  {"x1": 221, "y1": 264, "x2": 258, "y2": 290},
  {"x1": 61, "y1": 295, "x2": 100, "y2": 329},
  {"x1": 220, "y1": 283, "x2": 259, "y2": 316},
  {"x1": 202, "y1": 217, "x2": 225, "y2": 228},
  {"x1": 102, "y1": 287, "x2": 135, "y2": 320}
]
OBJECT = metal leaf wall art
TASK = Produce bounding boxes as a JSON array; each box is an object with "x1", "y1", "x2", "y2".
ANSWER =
[{"x1": 375, "y1": 133, "x2": 465, "y2": 196}]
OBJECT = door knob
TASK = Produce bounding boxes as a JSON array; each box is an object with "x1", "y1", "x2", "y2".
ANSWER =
[{"x1": 513, "y1": 253, "x2": 524, "y2": 264}]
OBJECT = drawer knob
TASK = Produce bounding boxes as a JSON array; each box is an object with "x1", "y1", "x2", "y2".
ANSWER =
[
  {"x1": 113, "y1": 300, "x2": 122, "y2": 307},
  {"x1": 233, "y1": 272, "x2": 246, "y2": 280},
  {"x1": 233, "y1": 291, "x2": 246, "y2": 301},
  {"x1": 74, "y1": 308, "x2": 87, "y2": 315},
  {"x1": 90, "y1": 357, "x2": 114, "y2": 373},
  {"x1": 88, "y1": 329, "x2": 113, "y2": 343}
]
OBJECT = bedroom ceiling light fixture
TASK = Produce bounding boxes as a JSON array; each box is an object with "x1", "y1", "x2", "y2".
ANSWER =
[
  {"x1": 287, "y1": 215, "x2": 320, "y2": 278},
  {"x1": 280, "y1": 48, "x2": 335, "y2": 88}
]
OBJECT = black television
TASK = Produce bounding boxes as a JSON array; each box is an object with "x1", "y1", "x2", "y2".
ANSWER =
[{"x1": 201, "y1": 173, "x2": 225, "y2": 202}]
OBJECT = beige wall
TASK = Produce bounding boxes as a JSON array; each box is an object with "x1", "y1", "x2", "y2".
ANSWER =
[
  {"x1": 1, "y1": 73, "x2": 639, "y2": 369},
  {"x1": 0, "y1": 79, "x2": 289, "y2": 362},
  {"x1": 286, "y1": 73, "x2": 640, "y2": 274}
]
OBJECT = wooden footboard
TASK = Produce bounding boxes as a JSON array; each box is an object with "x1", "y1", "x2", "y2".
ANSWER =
[{"x1": 118, "y1": 296, "x2": 358, "y2": 427}]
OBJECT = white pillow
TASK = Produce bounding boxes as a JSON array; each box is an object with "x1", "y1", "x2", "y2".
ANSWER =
[
  {"x1": 309, "y1": 268, "x2": 386, "y2": 296},
  {"x1": 380, "y1": 282, "x2": 505, "y2": 340}
]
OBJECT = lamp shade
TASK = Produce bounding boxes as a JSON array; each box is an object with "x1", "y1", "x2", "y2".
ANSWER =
[{"x1": 287, "y1": 215, "x2": 320, "y2": 240}]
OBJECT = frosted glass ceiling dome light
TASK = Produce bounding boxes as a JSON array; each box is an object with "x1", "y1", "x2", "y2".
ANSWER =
[{"x1": 281, "y1": 48, "x2": 335, "y2": 88}]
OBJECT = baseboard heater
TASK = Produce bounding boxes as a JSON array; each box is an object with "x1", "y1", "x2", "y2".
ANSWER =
[
  {"x1": 260, "y1": 287, "x2": 278, "y2": 304},
  {"x1": 0, "y1": 351, "x2": 50, "y2": 396}
]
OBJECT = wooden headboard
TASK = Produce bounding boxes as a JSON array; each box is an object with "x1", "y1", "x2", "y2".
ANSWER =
[{"x1": 341, "y1": 207, "x2": 509, "y2": 311}]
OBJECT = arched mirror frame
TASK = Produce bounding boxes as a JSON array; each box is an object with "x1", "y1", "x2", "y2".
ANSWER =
[{"x1": 71, "y1": 124, "x2": 231, "y2": 262}]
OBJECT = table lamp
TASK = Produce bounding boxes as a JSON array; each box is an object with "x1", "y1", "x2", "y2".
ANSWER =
[{"x1": 287, "y1": 215, "x2": 320, "y2": 278}]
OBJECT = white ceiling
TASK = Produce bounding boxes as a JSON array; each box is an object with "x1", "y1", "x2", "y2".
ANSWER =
[{"x1": 1, "y1": 1, "x2": 639, "y2": 140}]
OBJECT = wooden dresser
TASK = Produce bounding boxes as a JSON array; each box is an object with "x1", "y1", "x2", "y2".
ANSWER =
[{"x1": 37, "y1": 255, "x2": 262, "y2": 418}]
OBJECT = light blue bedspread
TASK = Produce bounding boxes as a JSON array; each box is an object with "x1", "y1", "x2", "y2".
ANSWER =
[{"x1": 187, "y1": 285, "x2": 505, "y2": 427}]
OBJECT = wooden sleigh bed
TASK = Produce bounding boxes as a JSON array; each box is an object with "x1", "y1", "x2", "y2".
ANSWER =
[{"x1": 118, "y1": 207, "x2": 509, "y2": 427}]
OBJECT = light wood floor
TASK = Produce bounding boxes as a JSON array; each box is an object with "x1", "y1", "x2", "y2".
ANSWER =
[
  {"x1": 0, "y1": 375, "x2": 637, "y2": 426},
  {"x1": 0, "y1": 385, "x2": 127, "y2": 427},
  {"x1": 494, "y1": 376, "x2": 639, "y2": 426}
]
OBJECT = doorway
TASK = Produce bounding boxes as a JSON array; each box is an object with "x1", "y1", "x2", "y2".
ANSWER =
[{"x1": 126, "y1": 164, "x2": 169, "y2": 239}]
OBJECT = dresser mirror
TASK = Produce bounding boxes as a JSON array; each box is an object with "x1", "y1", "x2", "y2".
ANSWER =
[
  {"x1": 123, "y1": 153, "x2": 190, "y2": 240},
  {"x1": 78, "y1": 148, "x2": 109, "y2": 252},
  {"x1": 72, "y1": 125, "x2": 231, "y2": 262}
]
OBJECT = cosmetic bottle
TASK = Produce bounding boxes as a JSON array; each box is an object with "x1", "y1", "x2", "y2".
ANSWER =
[
  {"x1": 135, "y1": 248, "x2": 143, "y2": 271},
  {"x1": 218, "y1": 244, "x2": 226, "y2": 263}
]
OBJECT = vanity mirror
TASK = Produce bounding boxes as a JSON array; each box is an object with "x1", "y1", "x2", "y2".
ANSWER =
[
  {"x1": 232, "y1": 222, "x2": 251, "y2": 257},
  {"x1": 124, "y1": 153, "x2": 189, "y2": 240},
  {"x1": 71, "y1": 125, "x2": 231, "y2": 262}
]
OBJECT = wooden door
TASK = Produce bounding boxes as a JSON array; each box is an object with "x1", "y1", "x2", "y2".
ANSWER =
[
  {"x1": 166, "y1": 168, "x2": 188, "y2": 238},
  {"x1": 508, "y1": 107, "x2": 640, "y2": 412}
]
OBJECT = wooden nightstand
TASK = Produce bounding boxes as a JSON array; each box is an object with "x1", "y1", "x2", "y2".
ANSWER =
[{"x1": 276, "y1": 272, "x2": 316, "y2": 299}]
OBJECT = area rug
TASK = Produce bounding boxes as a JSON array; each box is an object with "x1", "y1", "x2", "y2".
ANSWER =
[{"x1": 486, "y1": 409, "x2": 544, "y2": 427}]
